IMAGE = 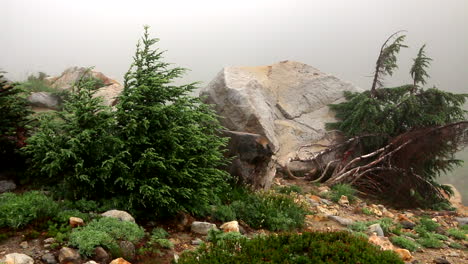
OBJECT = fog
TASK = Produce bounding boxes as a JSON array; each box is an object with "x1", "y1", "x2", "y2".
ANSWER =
[
  {"x1": 2, "y1": 0, "x2": 468, "y2": 201},
  {"x1": 2, "y1": 0, "x2": 467, "y2": 94}
]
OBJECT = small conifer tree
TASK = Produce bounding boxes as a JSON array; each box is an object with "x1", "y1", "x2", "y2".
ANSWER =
[{"x1": 114, "y1": 26, "x2": 230, "y2": 215}]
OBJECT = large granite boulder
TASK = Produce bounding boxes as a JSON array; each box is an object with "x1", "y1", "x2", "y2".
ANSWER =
[
  {"x1": 44, "y1": 67, "x2": 123, "y2": 107},
  {"x1": 201, "y1": 61, "x2": 360, "y2": 185},
  {"x1": 27, "y1": 92, "x2": 61, "y2": 109}
]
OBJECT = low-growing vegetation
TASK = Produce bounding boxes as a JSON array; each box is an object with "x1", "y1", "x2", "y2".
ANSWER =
[
  {"x1": 390, "y1": 236, "x2": 421, "y2": 252},
  {"x1": 178, "y1": 232, "x2": 404, "y2": 264},
  {"x1": 328, "y1": 183, "x2": 357, "y2": 203}
]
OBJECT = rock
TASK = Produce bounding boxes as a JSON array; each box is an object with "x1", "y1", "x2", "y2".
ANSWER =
[
  {"x1": 317, "y1": 186, "x2": 330, "y2": 194},
  {"x1": 368, "y1": 234, "x2": 394, "y2": 251},
  {"x1": 316, "y1": 205, "x2": 338, "y2": 216},
  {"x1": 58, "y1": 247, "x2": 81, "y2": 264},
  {"x1": 109, "y1": 258, "x2": 131, "y2": 264},
  {"x1": 383, "y1": 210, "x2": 395, "y2": 218},
  {"x1": 223, "y1": 130, "x2": 275, "y2": 189},
  {"x1": 394, "y1": 248, "x2": 412, "y2": 261},
  {"x1": 41, "y1": 253, "x2": 57, "y2": 264},
  {"x1": 93, "y1": 83, "x2": 124, "y2": 106},
  {"x1": 101, "y1": 210, "x2": 135, "y2": 222},
  {"x1": 191, "y1": 221, "x2": 217, "y2": 235},
  {"x1": 43, "y1": 238, "x2": 56, "y2": 244},
  {"x1": 368, "y1": 224, "x2": 385, "y2": 237},
  {"x1": 84, "y1": 262, "x2": 98, "y2": 264},
  {"x1": 447, "y1": 251, "x2": 460, "y2": 257},
  {"x1": 191, "y1": 238, "x2": 203, "y2": 245},
  {"x1": 454, "y1": 217, "x2": 468, "y2": 226},
  {"x1": 368, "y1": 204, "x2": 383, "y2": 216},
  {"x1": 1, "y1": 253, "x2": 34, "y2": 264},
  {"x1": 400, "y1": 220, "x2": 417, "y2": 230},
  {"x1": 27, "y1": 92, "x2": 61, "y2": 109},
  {"x1": 93, "y1": 246, "x2": 110, "y2": 264},
  {"x1": 320, "y1": 198, "x2": 333, "y2": 206},
  {"x1": 69, "y1": 217, "x2": 84, "y2": 228},
  {"x1": 201, "y1": 61, "x2": 360, "y2": 175},
  {"x1": 49, "y1": 67, "x2": 116, "y2": 91},
  {"x1": 19, "y1": 241, "x2": 28, "y2": 249},
  {"x1": 338, "y1": 195, "x2": 349, "y2": 206},
  {"x1": 118, "y1": 241, "x2": 136, "y2": 261},
  {"x1": 220, "y1": 221, "x2": 239, "y2": 233},
  {"x1": 327, "y1": 215, "x2": 354, "y2": 226},
  {"x1": 173, "y1": 253, "x2": 179, "y2": 263},
  {"x1": 0, "y1": 180, "x2": 16, "y2": 193},
  {"x1": 433, "y1": 257, "x2": 451, "y2": 264}
]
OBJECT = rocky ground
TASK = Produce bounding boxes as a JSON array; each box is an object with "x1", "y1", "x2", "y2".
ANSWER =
[{"x1": 0, "y1": 177, "x2": 467, "y2": 264}]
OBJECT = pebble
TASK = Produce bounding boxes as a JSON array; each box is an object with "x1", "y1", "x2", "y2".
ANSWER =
[{"x1": 19, "y1": 241, "x2": 28, "y2": 249}]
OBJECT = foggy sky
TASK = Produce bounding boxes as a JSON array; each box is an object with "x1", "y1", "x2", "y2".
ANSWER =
[{"x1": 2, "y1": 0, "x2": 468, "y2": 94}]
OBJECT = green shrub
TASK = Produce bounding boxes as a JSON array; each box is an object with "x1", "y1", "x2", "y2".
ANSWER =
[
  {"x1": 17, "y1": 73, "x2": 55, "y2": 93},
  {"x1": 362, "y1": 207, "x2": 373, "y2": 215},
  {"x1": 416, "y1": 235, "x2": 444, "y2": 248},
  {"x1": 449, "y1": 242, "x2": 464, "y2": 249},
  {"x1": 274, "y1": 185, "x2": 303, "y2": 194},
  {"x1": 349, "y1": 221, "x2": 368, "y2": 232},
  {"x1": 417, "y1": 217, "x2": 439, "y2": 232},
  {"x1": 402, "y1": 232, "x2": 418, "y2": 239},
  {"x1": 0, "y1": 191, "x2": 59, "y2": 229},
  {"x1": 53, "y1": 209, "x2": 90, "y2": 223},
  {"x1": 207, "y1": 229, "x2": 244, "y2": 247},
  {"x1": 390, "y1": 236, "x2": 421, "y2": 252},
  {"x1": 447, "y1": 228, "x2": 466, "y2": 240},
  {"x1": 329, "y1": 183, "x2": 356, "y2": 203},
  {"x1": 69, "y1": 217, "x2": 144, "y2": 256},
  {"x1": 178, "y1": 232, "x2": 404, "y2": 264},
  {"x1": 225, "y1": 189, "x2": 308, "y2": 231},
  {"x1": 211, "y1": 204, "x2": 236, "y2": 222},
  {"x1": 145, "y1": 227, "x2": 173, "y2": 250}
]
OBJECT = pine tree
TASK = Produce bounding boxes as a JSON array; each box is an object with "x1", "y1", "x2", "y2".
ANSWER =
[
  {"x1": 115, "y1": 26, "x2": 230, "y2": 215},
  {"x1": 370, "y1": 31, "x2": 408, "y2": 97},
  {"x1": 410, "y1": 44, "x2": 432, "y2": 92},
  {"x1": 0, "y1": 71, "x2": 32, "y2": 170},
  {"x1": 24, "y1": 74, "x2": 122, "y2": 198}
]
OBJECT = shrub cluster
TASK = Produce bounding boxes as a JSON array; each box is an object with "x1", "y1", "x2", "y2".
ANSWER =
[
  {"x1": 211, "y1": 188, "x2": 309, "y2": 231},
  {"x1": 328, "y1": 183, "x2": 357, "y2": 203},
  {"x1": 69, "y1": 217, "x2": 144, "y2": 256},
  {"x1": 0, "y1": 191, "x2": 58, "y2": 229},
  {"x1": 178, "y1": 231, "x2": 404, "y2": 264}
]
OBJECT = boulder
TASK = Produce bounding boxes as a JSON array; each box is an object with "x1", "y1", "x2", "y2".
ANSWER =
[
  {"x1": 223, "y1": 130, "x2": 274, "y2": 189},
  {"x1": 0, "y1": 180, "x2": 16, "y2": 193},
  {"x1": 1, "y1": 253, "x2": 34, "y2": 264},
  {"x1": 220, "y1": 221, "x2": 240, "y2": 233},
  {"x1": 368, "y1": 234, "x2": 394, "y2": 251},
  {"x1": 27, "y1": 92, "x2": 61, "y2": 109},
  {"x1": 49, "y1": 67, "x2": 116, "y2": 91},
  {"x1": 118, "y1": 241, "x2": 136, "y2": 261},
  {"x1": 368, "y1": 223, "x2": 384, "y2": 237},
  {"x1": 109, "y1": 258, "x2": 131, "y2": 264},
  {"x1": 41, "y1": 253, "x2": 57, "y2": 264},
  {"x1": 93, "y1": 246, "x2": 110, "y2": 264},
  {"x1": 191, "y1": 221, "x2": 217, "y2": 235},
  {"x1": 58, "y1": 247, "x2": 81, "y2": 264},
  {"x1": 394, "y1": 248, "x2": 412, "y2": 261},
  {"x1": 93, "y1": 83, "x2": 123, "y2": 106},
  {"x1": 201, "y1": 61, "x2": 360, "y2": 185},
  {"x1": 69, "y1": 217, "x2": 84, "y2": 228},
  {"x1": 101, "y1": 210, "x2": 135, "y2": 222}
]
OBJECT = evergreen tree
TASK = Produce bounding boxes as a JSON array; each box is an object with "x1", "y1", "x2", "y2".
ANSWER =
[
  {"x1": 24, "y1": 75, "x2": 122, "y2": 198},
  {"x1": 114, "y1": 26, "x2": 230, "y2": 215},
  {"x1": 370, "y1": 31, "x2": 408, "y2": 97},
  {"x1": 0, "y1": 71, "x2": 32, "y2": 170},
  {"x1": 410, "y1": 44, "x2": 432, "y2": 91}
]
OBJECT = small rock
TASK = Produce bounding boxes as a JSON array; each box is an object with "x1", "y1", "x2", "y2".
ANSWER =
[
  {"x1": 447, "y1": 251, "x2": 459, "y2": 257},
  {"x1": 84, "y1": 262, "x2": 98, "y2": 264},
  {"x1": 0, "y1": 180, "x2": 16, "y2": 193},
  {"x1": 109, "y1": 258, "x2": 131, "y2": 264},
  {"x1": 19, "y1": 241, "x2": 28, "y2": 249},
  {"x1": 394, "y1": 248, "x2": 412, "y2": 261},
  {"x1": 173, "y1": 253, "x2": 179, "y2": 263},
  {"x1": 69, "y1": 217, "x2": 84, "y2": 228},
  {"x1": 327, "y1": 215, "x2": 354, "y2": 226},
  {"x1": 93, "y1": 246, "x2": 110, "y2": 264},
  {"x1": 383, "y1": 210, "x2": 395, "y2": 218},
  {"x1": 433, "y1": 257, "x2": 451, "y2": 264},
  {"x1": 220, "y1": 221, "x2": 239, "y2": 233},
  {"x1": 454, "y1": 217, "x2": 468, "y2": 226},
  {"x1": 338, "y1": 195, "x2": 350, "y2": 206},
  {"x1": 41, "y1": 253, "x2": 57, "y2": 264},
  {"x1": 320, "y1": 198, "x2": 333, "y2": 206},
  {"x1": 400, "y1": 220, "x2": 416, "y2": 230},
  {"x1": 43, "y1": 238, "x2": 56, "y2": 244},
  {"x1": 369, "y1": 204, "x2": 383, "y2": 216},
  {"x1": 101, "y1": 210, "x2": 135, "y2": 222},
  {"x1": 368, "y1": 223, "x2": 384, "y2": 237},
  {"x1": 306, "y1": 197, "x2": 320, "y2": 207},
  {"x1": 1, "y1": 253, "x2": 34, "y2": 264},
  {"x1": 368, "y1": 234, "x2": 394, "y2": 251},
  {"x1": 119, "y1": 241, "x2": 136, "y2": 261},
  {"x1": 191, "y1": 238, "x2": 203, "y2": 245},
  {"x1": 317, "y1": 186, "x2": 330, "y2": 194},
  {"x1": 316, "y1": 205, "x2": 338, "y2": 216},
  {"x1": 191, "y1": 221, "x2": 218, "y2": 235},
  {"x1": 58, "y1": 247, "x2": 81, "y2": 264}
]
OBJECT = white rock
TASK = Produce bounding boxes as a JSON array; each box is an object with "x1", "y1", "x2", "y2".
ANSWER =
[
  {"x1": 191, "y1": 221, "x2": 218, "y2": 235},
  {"x1": 1, "y1": 253, "x2": 34, "y2": 264},
  {"x1": 220, "y1": 221, "x2": 240, "y2": 233},
  {"x1": 101, "y1": 210, "x2": 135, "y2": 222}
]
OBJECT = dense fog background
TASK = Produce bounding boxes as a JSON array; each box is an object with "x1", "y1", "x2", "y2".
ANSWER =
[{"x1": 2, "y1": 0, "x2": 467, "y2": 202}]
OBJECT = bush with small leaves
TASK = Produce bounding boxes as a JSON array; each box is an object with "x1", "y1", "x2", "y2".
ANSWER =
[
  {"x1": 69, "y1": 217, "x2": 144, "y2": 256},
  {"x1": 211, "y1": 205, "x2": 236, "y2": 222},
  {"x1": 178, "y1": 232, "x2": 403, "y2": 264},
  {"x1": 417, "y1": 217, "x2": 439, "y2": 232},
  {"x1": 0, "y1": 191, "x2": 59, "y2": 229},
  {"x1": 390, "y1": 236, "x2": 421, "y2": 252},
  {"x1": 148, "y1": 227, "x2": 173, "y2": 249},
  {"x1": 329, "y1": 183, "x2": 357, "y2": 203},
  {"x1": 449, "y1": 242, "x2": 465, "y2": 249},
  {"x1": 447, "y1": 228, "x2": 466, "y2": 240},
  {"x1": 274, "y1": 185, "x2": 303, "y2": 194},
  {"x1": 416, "y1": 234, "x2": 445, "y2": 248}
]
